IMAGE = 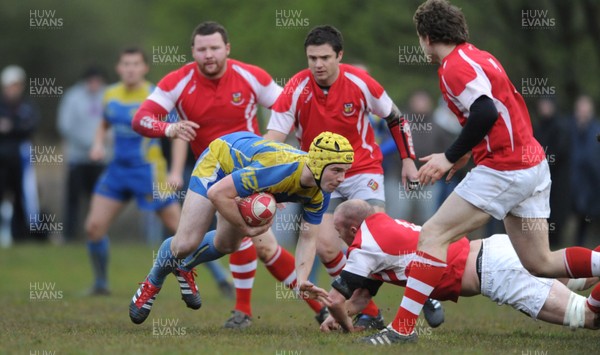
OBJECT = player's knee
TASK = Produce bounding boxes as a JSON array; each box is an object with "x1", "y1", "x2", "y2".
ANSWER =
[
  {"x1": 254, "y1": 241, "x2": 276, "y2": 261},
  {"x1": 213, "y1": 237, "x2": 240, "y2": 255},
  {"x1": 418, "y1": 223, "x2": 445, "y2": 248},
  {"x1": 170, "y1": 238, "x2": 195, "y2": 258},
  {"x1": 521, "y1": 257, "x2": 552, "y2": 277},
  {"x1": 84, "y1": 218, "x2": 104, "y2": 240}
]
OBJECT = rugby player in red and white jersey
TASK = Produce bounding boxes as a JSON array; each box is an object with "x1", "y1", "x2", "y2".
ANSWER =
[
  {"x1": 379, "y1": 0, "x2": 600, "y2": 344},
  {"x1": 319, "y1": 200, "x2": 600, "y2": 344},
  {"x1": 130, "y1": 22, "x2": 324, "y2": 329},
  {"x1": 263, "y1": 25, "x2": 444, "y2": 328}
]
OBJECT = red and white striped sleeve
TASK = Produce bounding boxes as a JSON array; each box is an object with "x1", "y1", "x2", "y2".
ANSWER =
[
  {"x1": 131, "y1": 66, "x2": 194, "y2": 138},
  {"x1": 267, "y1": 72, "x2": 310, "y2": 134}
]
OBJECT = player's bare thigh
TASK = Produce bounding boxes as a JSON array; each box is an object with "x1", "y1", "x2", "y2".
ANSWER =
[
  {"x1": 460, "y1": 239, "x2": 482, "y2": 297},
  {"x1": 419, "y1": 192, "x2": 490, "y2": 259},
  {"x1": 85, "y1": 194, "x2": 126, "y2": 241},
  {"x1": 213, "y1": 212, "x2": 249, "y2": 254},
  {"x1": 503, "y1": 215, "x2": 565, "y2": 277},
  {"x1": 171, "y1": 189, "x2": 216, "y2": 257}
]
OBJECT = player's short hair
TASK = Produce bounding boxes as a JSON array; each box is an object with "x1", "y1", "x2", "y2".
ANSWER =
[
  {"x1": 191, "y1": 21, "x2": 229, "y2": 45},
  {"x1": 119, "y1": 47, "x2": 148, "y2": 64},
  {"x1": 304, "y1": 25, "x2": 343, "y2": 55},
  {"x1": 413, "y1": 0, "x2": 469, "y2": 45}
]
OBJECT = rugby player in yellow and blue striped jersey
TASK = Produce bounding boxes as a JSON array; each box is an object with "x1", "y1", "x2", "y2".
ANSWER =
[
  {"x1": 129, "y1": 131, "x2": 354, "y2": 324},
  {"x1": 84, "y1": 48, "x2": 181, "y2": 295}
]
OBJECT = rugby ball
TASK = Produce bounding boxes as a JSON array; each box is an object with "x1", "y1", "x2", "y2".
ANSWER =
[{"x1": 237, "y1": 192, "x2": 277, "y2": 227}]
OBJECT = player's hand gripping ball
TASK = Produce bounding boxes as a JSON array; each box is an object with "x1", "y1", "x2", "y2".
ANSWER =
[{"x1": 237, "y1": 192, "x2": 277, "y2": 226}]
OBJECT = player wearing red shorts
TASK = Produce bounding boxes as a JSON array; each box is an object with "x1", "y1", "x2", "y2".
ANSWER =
[
  {"x1": 320, "y1": 200, "x2": 600, "y2": 344},
  {"x1": 380, "y1": 0, "x2": 600, "y2": 344},
  {"x1": 131, "y1": 22, "x2": 321, "y2": 328}
]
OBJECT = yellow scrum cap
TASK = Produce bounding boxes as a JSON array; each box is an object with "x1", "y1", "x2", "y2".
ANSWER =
[{"x1": 307, "y1": 131, "x2": 354, "y2": 182}]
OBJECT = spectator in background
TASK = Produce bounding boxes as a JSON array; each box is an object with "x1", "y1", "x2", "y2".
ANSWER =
[
  {"x1": 430, "y1": 96, "x2": 464, "y2": 207},
  {"x1": 533, "y1": 98, "x2": 571, "y2": 248},
  {"x1": 57, "y1": 66, "x2": 107, "y2": 242},
  {"x1": 384, "y1": 90, "x2": 436, "y2": 224},
  {"x1": 570, "y1": 95, "x2": 600, "y2": 246},
  {"x1": 0, "y1": 65, "x2": 40, "y2": 243}
]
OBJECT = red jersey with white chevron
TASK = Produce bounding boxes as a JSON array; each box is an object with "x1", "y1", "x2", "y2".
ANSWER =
[
  {"x1": 439, "y1": 43, "x2": 545, "y2": 170},
  {"x1": 146, "y1": 59, "x2": 281, "y2": 158},
  {"x1": 267, "y1": 64, "x2": 395, "y2": 177},
  {"x1": 344, "y1": 213, "x2": 469, "y2": 302}
]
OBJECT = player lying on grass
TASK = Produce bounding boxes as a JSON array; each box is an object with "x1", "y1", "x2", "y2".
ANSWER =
[
  {"x1": 129, "y1": 131, "x2": 353, "y2": 324},
  {"x1": 319, "y1": 200, "x2": 600, "y2": 345}
]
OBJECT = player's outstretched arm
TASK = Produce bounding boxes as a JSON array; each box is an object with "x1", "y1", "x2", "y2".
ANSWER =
[
  {"x1": 131, "y1": 100, "x2": 199, "y2": 140},
  {"x1": 296, "y1": 221, "x2": 331, "y2": 305}
]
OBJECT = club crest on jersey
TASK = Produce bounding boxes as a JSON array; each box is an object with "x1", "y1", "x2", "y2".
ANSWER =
[
  {"x1": 231, "y1": 92, "x2": 245, "y2": 106},
  {"x1": 342, "y1": 102, "x2": 355, "y2": 116},
  {"x1": 367, "y1": 179, "x2": 379, "y2": 191}
]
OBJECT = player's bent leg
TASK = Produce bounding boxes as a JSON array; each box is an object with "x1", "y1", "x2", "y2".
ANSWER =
[
  {"x1": 393, "y1": 193, "x2": 489, "y2": 336},
  {"x1": 536, "y1": 280, "x2": 599, "y2": 330},
  {"x1": 504, "y1": 216, "x2": 573, "y2": 278},
  {"x1": 419, "y1": 192, "x2": 491, "y2": 259},
  {"x1": 171, "y1": 189, "x2": 216, "y2": 257},
  {"x1": 84, "y1": 194, "x2": 125, "y2": 295},
  {"x1": 130, "y1": 190, "x2": 215, "y2": 324}
]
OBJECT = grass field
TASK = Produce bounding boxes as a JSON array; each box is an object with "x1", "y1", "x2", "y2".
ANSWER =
[{"x1": 1, "y1": 243, "x2": 598, "y2": 354}]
